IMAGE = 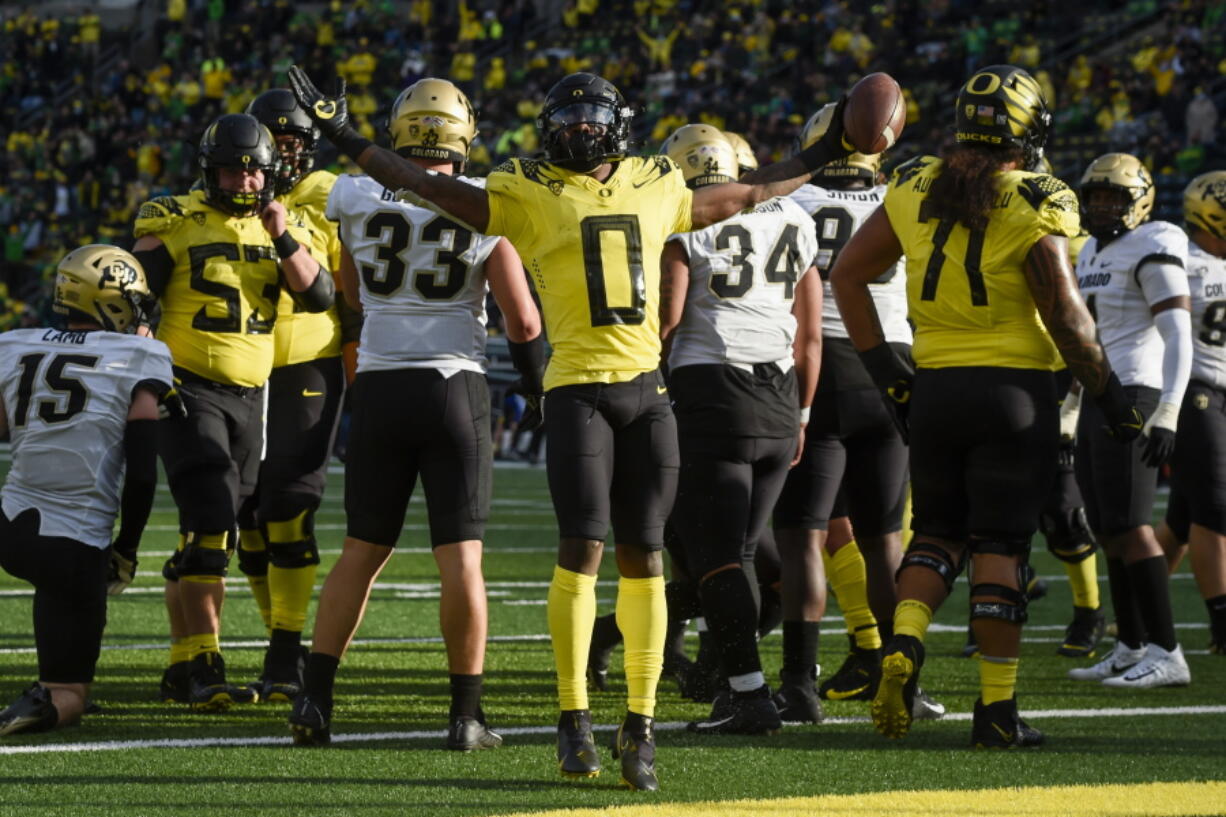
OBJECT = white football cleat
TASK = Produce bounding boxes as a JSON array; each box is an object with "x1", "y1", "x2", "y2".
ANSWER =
[
  {"x1": 1067, "y1": 641, "x2": 1146, "y2": 681},
  {"x1": 1101, "y1": 643, "x2": 1191, "y2": 689}
]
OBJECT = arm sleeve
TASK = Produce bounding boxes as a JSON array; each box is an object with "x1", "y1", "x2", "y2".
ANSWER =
[
  {"x1": 1153, "y1": 306, "x2": 1193, "y2": 407},
  {"x1": 113, "y1": 418, "x2": 159, "y2": 553},
  {"x1": 287, "y1": 264, "x2": 336, "y2": 313},
  {"x1": 1136, "y1": 259, "x2": 1191, "y2": 305},
  {"x1": 132, "y1": 242, "x2": 175, "y2": 297}
]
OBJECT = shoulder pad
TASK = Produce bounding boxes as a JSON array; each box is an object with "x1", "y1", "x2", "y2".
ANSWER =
[
  {"x1": 133, "y1": 195, "x2": 191, "y2": 238},
  {"x1": 890, "y1": 155, "x2": 937, "y2": 187},
  {"x1": 292, "y1": 170, "x2": 338, "y2": 208},
  {"x1": 1016, "y1": 174, "x2": 1076, "y2": 212},
  {"x1": 489, "y1": 159, "x2": 517, "y2": 176}
]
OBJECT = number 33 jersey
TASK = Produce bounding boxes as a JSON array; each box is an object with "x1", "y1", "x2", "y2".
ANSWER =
[
  {"x1": 0, "y1": 329, "x2": 172, "y2": 548},
  {"x1": 884, "y1": 156, "x2": 1081, "y2": 370},
  {"x1": 1187, "y1": 243, "x2": 1226, "y2": 390},
  {"x1": 326, "y1": 174, "x2": 501, "y2": 374},
  {"x1": 486, "y1": 156, "x2": 693, "y2": 390}
]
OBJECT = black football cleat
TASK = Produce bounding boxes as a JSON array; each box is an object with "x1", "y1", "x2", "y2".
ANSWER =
[
  {"x1": 611, "y1": 713, "x2": 658, "y2": 791},
  {"x1": 819, "y1": 635, "x2": 881, "y2": 701},
  {"x1": 1056, "y1": 606, "x2": 1106, "y2": 658},
  {"x1": 289, "y1": 693, "x2": 332, "y2": 746},
  {"x1": 773, "y1": 668, "x2": 823, "y2": 723},
  {"x1": 971, "y1": 696, "x2": 1044, "y2": 749},
  {"x1": 447, "y1": 708, "x2": 503, "y2": 751},
  {"x1": 159, "y1": 661, "x2": 191, "y2": 703},
  {"x1": 0, "y1": 683, "x2": 58, "y2": 736},
  {"x1": 871, "y1": 634, "x2": 923, "y2": 739},
  {"x1": 557, "y1": 709, "x2": 600, "y2": 778},
  {"x1": 188, "y1": 652, "x2": 234, "y2": 712},
  {"x1": 587, "y1": 613, "x2": 622, "y2": 692},
  {"x1": 251, "y1": 645, "x2": 307, "y2": 703},
  {"x1": 689, "y1": 686, "x2": 782, "y2": 735}
]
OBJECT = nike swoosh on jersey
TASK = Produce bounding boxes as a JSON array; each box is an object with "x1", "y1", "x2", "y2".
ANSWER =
[
  {"x1": 656, "y1": 386, "x2": 668, "y2": 394},
  {"x1": 302, "y1": 389, "x2": 324, "y2": 397}
]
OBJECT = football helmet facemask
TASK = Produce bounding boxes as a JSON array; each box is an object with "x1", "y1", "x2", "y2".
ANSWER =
[
  {"x1": 246, "y1": 89, "x2": 320, "y2": 195},
  {"x1": 198, "y1": 113, "x2": 278, "y2": 216},
  {"x1": 53, "y1": 245, "x2": 153, "y2": 333},
  {"x1": 955, "y1": 64, "x2": 1051, "y2": 170},
  {"x1": 387, "y1": 78, "x2": 478, "y2": 167},
  {"x1": 1184, "y1": 170, "x2": 1226, "y2": 241},
  {"x1": 537, "y1": 72, "x2": 632, "y2": 172},
  {"x1": 723, "y1": 130, "x2": 758, "y2": 174},
  {"x1": 661, "y1": 124, "x2": 738, "y2": 188},
  {"x1": 799, "y1": 102, "x2": 882, "y2": 186},
  {"x1": 1079, "y1": 153, "x2": 1154, "y2": 241}
]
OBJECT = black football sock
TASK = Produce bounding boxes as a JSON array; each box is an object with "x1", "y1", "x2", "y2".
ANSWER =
[
  {"x1": 1107, "y1": 557, "x2": 1146, "y2": 649},
  {"x1": 1126, "y1": 556, "x2": 1177, "y2": 651},
  {"x1": 449, "y1": 673, "x2": 483, "y2": 719},
  {"x1": 303, "y1": 652, "x2": 340, "y2": 706},
  {"x1": 781, "y1": 620, "x2": 820, "y2": 675},
  {"x1": 699, "y1": 568, "x2": 762, "y2": 680},
  {"x1": 1206, "y1": 594, "x2": 1226, "y2": 643}
]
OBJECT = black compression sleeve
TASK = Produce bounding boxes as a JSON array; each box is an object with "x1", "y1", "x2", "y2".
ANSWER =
[
  {"x1": 132, "y1": 244, "x2": 176, "y2": 297},
  {"x1": 289, "y1": 266, "x2": 336, "y2": 313},
  {"x1": 508, "y1": 335, "x2": 547, "y2": 394},
  {"x1": 114, "y1": 418, "x2": 158, "y2": 553}
]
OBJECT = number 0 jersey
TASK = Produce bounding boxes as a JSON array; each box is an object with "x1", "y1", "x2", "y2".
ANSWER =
[
  {"x1": 1076, "y1": 220, "x2": 1189, "y2": 389},
  {"x1": 134, "y1": 189, "x2": 313, "y2": 387},
  {"x1": 667, "y1": 196, "x2": 817, "y2": 370},
  {"x1": 884, "y1": 156, "x2": 1080, "y2": 370},
  {"x1": 273, "y1": 170, "x2": 343, "y2": 367},
  {"x1": 486, "y1": 156, "x2": 693, "y2": 390},
  {"x1": 0, "y1": 329, "x2": 173, "y2": 548},
  {"x1": 327, "y1": 173, "x2": 501, "y2": 374},
  {"x1": 1182, "y1": 244, "x2": 1226, "y2": 389},
  {"x1": 789, "y1": 182, "x2": 911, "y2": 344}
]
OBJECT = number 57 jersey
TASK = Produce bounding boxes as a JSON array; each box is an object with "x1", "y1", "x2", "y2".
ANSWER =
[
  {"x1": 884, "y1": 156, "x2": 1081, "y2": 370},
  {"x1": 327, "y1": 174, "x2": 502, "y2": 374}
]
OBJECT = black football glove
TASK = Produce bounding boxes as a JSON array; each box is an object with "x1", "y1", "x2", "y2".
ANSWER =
[
  {"x1": 158, "y1": 386, "x2": 188, "y2": 421},
  {"x1": 858, "y1": 342, "x2": 915, "y2": 445},
  {"x1": 287, "y1": 66, "x2": 369, "y2": 157},
  {"x1": 1092, "y1": 372, "x2": 1145, "y2": 443},
  {"x1": 107, "y1": 545, "x2": 138, "y2": 596},
  {"x1": 508, "y1": 379, "x2": 544, "y2": 432}
]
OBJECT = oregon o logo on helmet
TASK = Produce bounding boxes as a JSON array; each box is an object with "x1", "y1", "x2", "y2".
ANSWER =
[
  {"x1": 572, "y1": 89, "x2": 583, "y2": 96},
  {"x1": 278, "y1": 116, "x2": 287, "y2": 125},
  {"x1": 968, "y1": 72, "x2": 1002, "y2": 94},
  {"x1": 242, "y1": 154, "x2": 251, "y2": 164}
]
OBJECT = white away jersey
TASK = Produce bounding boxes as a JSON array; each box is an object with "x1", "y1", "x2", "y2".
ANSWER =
[
  {"x1": 668, "y1": 196, "x2": 818, "y2": 370},
  {"x1": 789, "y1": 182, "x2": 911, "y2": 343},
  {"x1": 1076, "y1": 220, "x2": 1189, "y2": 388},
  {"x1": 0, "y1": 329, "x2": 173, "y2": 548},
  {"x1": 326, "y1": 173, "x2": 502, "y2": 374},
  {"x1": 1187, "y1": 243, "x2": 1226, "y2": 390}
]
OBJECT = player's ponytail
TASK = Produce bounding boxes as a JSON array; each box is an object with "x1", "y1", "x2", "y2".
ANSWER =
[{"x1": 928, "y1": 143, "x2": 1025, "y2": 232}]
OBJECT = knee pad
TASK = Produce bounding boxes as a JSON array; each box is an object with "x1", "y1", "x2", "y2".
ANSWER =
[
  {"x1": 268, "y1": 537, "x2": 321, "y2": 569},
  {"x1": 1041, "y1": 506, "x2": 1097, "y2": 563},
  {"x1": 896, "y1": 541, "x2": 964, "y2": 591},
  {"x1": 162, "y1": 549, "x2": 183, "y2": 582},
  {"x1": 177, "y1": 532, "x2": 232, "y2": 582},
  {"x1": 970, "y1": 582, "x2": 1028, "y2": 624},
  {"x1": 237, "y1": 528, "x2": 269, "y2": 577}
]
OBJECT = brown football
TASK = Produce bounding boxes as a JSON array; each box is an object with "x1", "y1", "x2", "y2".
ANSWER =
[{"x1": 844, "y1": 72, "x2": 906, "y2": 154}]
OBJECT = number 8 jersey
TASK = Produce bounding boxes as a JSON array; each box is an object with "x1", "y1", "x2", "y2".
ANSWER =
[
  {"x1": 326, "y1": 174, "x2": 501, "y2": 374},
  {"x1": 884, "y1": 156, "x2": 1081, "y2": 370},
  {"x1": 1187, "y1": 243, "x2": 1226, "y2": 390}
]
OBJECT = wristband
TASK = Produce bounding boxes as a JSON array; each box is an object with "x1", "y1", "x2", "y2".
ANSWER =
[
  {"x1": 273, "y1": 231, "x2": 300, "y2": 259},
  {"x1": 799, "y1": 406, "x2": 811, "y2": 425},
  {"x1": 332, "y1": 130, "x2": 374, "y2": 160}
]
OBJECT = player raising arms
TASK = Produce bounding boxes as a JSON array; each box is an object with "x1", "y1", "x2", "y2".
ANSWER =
[
  {"x1": 831, "y1": 65, "x2": 1141, "y2": 748},
  {"x1": 0, "y1": 247, "x2": 171, "y2": 735},
  {"x1": 287, "y1": 65, "x2": 855, "y2": 790},
  {"x1": 288, "y1": 78, "x2": 543, "y2": 752}
]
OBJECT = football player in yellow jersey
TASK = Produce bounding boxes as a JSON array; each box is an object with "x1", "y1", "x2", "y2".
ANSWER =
[
  {"x1": 132, "y1": 113, "x2": 336, "y2": 712},
  {"x1": 830, "y1": 65, "x2": 1142, "y2": 748},
  {"x1": 231, "y1": 89, "x2": 356, "y2": 703},
  {"x1": 287, "y1": 65, "x2": 853, "y2": 790}
]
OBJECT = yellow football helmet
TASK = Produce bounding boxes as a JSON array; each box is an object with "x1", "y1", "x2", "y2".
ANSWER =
[
  {"x1": 1184, "y1": 170, "x2": 1226, "y2": 241},
  {"x1": 955, "y1": 64, "x2": 1050, "y2": 169},
  {"x1": 387, "y1": 78, "x2": 477, "y2": 165},
  {"x1": 798, "y1": 103, "x2": 882, "y2": 186},
  {"x1": 723, "y1": 130, "x2": 758, "y2": 173},
  {"x1": 661, "y1": 124, "x2": 738, "y2": 188},
  {"x1": 53, "y1": 245, "x2": 153, "y2": 333},
  {"x1": 1079, "y1": 153, "x2": 1155, "y2": 239}
]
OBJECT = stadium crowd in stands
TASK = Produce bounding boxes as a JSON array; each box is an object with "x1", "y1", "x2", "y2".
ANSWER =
[{"x1": 0, "y1": 0, "x2": 1222, "y2": 320}]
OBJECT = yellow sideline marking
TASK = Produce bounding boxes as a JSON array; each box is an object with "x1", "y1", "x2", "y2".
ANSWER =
[{"x1": 490, "y1": 781, "x2": 1226, "y2": 817}]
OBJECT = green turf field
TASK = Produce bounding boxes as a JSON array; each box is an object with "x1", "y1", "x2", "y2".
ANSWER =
[{"x1": 0, "y1": 460, "x2": 1223, "y2": 817}]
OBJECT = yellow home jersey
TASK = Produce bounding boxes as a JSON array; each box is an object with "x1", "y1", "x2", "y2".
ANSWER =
[
  {"x1": 486, "y1": 156, "x2": 693, "y2": 390},
  {"x1": 134, "y1": 190, "x2": 311, "y2": 387},
  {"x1": 273, "y1": 170, "x2": 343, "y2": 367},
  {"x1": 883, "y1": 156, "x2": 1080, "y2": 370}
]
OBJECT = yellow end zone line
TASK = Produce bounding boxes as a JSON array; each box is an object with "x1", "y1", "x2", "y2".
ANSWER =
[{"x1": 491, "y1": 780, "x2": 1226, "y2": 817}]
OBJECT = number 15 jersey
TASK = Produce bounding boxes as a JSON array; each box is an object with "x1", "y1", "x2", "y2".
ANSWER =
[
  {"x1": 884, "y1": 156, "x2": 1080, "y2": 370},
  {"x1": 486, "y1": 156, "x2": 693, "y2": 390}
]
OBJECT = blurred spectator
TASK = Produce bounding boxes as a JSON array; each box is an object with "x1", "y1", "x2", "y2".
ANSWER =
[{"x1": 1186, "y1": 87, "x2": 1218, "y2": 145}]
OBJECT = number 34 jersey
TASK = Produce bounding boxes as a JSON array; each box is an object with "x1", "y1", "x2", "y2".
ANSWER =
[
  {"x1": 789, "y1": 182, "x2": 910, "y2": 344},
  {"x1": 884, "y1": 156, "x2": 1080, "y2": 370},
  {"x1": 0, "y1": 329, "x2": 173, "y2": 548},
  {"x1": 1186, "y1": 243, "x2": 1226, "y2": 390},
  {"x1": 326, "y1": 174, "x2": 501, "y2": 374}
]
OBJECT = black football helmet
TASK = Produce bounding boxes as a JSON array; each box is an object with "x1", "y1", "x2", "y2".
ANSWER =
[
  {"x1": 954, "y1": 64, "x2": 1051, "y2": 170},
  {"x1": 537, "y1": 72, "x2": 632, "y2": 172},
  {"x1": 246, "y1": 89, "x2": 320, "y2": 194},
  {"x1": 198, "y1": 113, "x2": 278, "y2": 216}
]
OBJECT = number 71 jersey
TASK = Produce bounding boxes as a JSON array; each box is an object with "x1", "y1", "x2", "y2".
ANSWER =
[
  {"x1": 326, "y1": 174, "x2": 501, "y2": 374},
  {"x1": 884, "y1": 155, "x2": 1080, "y2": 370}
]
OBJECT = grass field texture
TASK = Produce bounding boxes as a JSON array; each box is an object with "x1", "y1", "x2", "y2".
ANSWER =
[{"x1": 0, "y1": 461, "x2": 1223, "y2": 817}]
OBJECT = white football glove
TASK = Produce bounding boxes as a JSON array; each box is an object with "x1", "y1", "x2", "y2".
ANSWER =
[
  {"x1": 107, "y1": 548, "x2": 138, "y2": 596},
  {"x1": 1059, "y1": 387, "x2": 1082, "y2": 441}
]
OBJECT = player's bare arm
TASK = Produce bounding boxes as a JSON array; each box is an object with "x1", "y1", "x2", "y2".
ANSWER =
[
  {"x1": 485, "y1": 238, "x2": 542, "y2": 344},
  {"x1": 828, "y1": 206, "x2": 903, "y2": 350},
  {"x1": 338, "y1": 244, "x2": 362, "y2": 313},
  {"x1": 658, "y1": 240, "x2": 690, "y2": 341},
  {"x1": 288, "y1": 66, "x2": 491, "y2": 233},
  {"x1": 790, "y1": 266, "x2": 822, "y2": 465},
  {"x1": 1024, "y1": 234, "x2": 1113, "y2": 395}
]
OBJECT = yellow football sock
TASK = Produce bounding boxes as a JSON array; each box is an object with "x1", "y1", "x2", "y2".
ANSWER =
[
  {"x1": 901, "y1": 485, "x2": 914, "y2": 550},
  {"x1": 894, "y1": 599, "x2": 934, "y2": 642},
  {"x1": 1066, "y1": 556, "x2": 1100, "y2": 610},
  {"x1": 979, "y1": 655, "x2": 1019, "y2": 705},
  {"x1": 547, "y1": 565, "x2": 597, "y2": 712},
  {"x1": 616, "y1": 575, "x2": 666, "y2": 718},
  {"x1": 269, "y1": 563, "x2": 318, "y2": 633},
  {"x1": 827, "y1": 542, "x2": 881, "y2": 650},
  {"x1": 183, "y1": 632, "x2": 220, "y2": 659},
  {"x1": 239, "y1": 528, "x2": 272, "y2": 632},
  {"x1": 169, "y1": 639, "x2": 192, "y2": 666}
]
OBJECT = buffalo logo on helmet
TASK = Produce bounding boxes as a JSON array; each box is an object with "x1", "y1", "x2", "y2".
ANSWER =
[
  {"x1": 422, "y1": 130, "x2": 439, "y2": 147},
  {"x1": 100, "y1": 259, "x2": 140, "y2": 289}
]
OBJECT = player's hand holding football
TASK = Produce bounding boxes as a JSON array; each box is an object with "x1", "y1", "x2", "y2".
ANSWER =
[
  {"x1": 1093, "y1": 372, "x2": 1145, "y2": 443},
  {"x1": 816, "y1": 95, "x2": 855, "y2": 162}
]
